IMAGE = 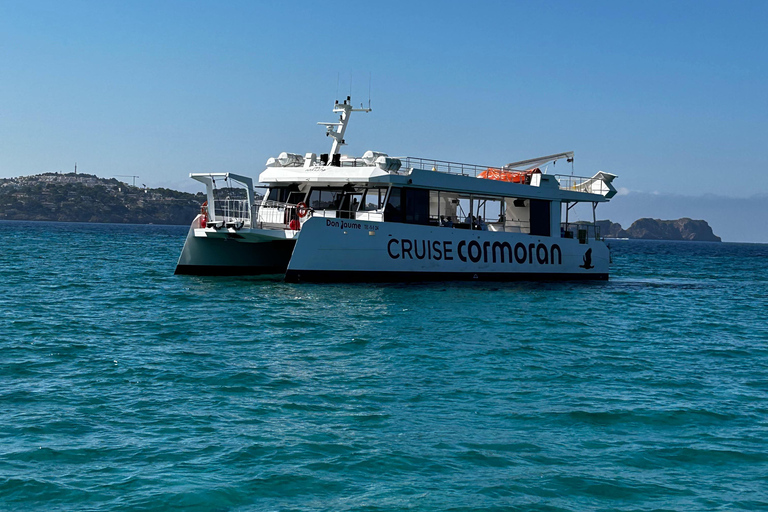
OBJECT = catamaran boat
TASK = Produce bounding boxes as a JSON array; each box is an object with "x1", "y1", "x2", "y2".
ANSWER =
[{"x1": 175, "y1": 97, "x2": 617, "y2": 282}]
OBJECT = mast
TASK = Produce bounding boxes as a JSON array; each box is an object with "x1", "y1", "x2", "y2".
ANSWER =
[{"x1": 317, "y1": 96, "x2": 371, "y2": 156}]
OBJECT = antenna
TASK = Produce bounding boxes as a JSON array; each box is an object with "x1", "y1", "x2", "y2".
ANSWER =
[
  {"x1": 368, "y1": 72, "x2": 371, "y2": 109},
  {"x1": 318, "y1": 95, "x2": 372, "y2": 156},
  {"x1": 115, "y1": 175, "x2": 140, "y2": 187},
  {"x1": 74, "y1": 162, "x2": 77, "y2": 174}
]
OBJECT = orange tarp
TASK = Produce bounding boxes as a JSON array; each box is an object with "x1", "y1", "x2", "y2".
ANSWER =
[{"x1": 478, "y1": 167, "x2": 541, "y2": 184}]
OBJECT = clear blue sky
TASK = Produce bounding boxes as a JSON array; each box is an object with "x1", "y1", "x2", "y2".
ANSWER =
[{"x1": 1, "y1": 1, "x2": 766, "y2": 238}]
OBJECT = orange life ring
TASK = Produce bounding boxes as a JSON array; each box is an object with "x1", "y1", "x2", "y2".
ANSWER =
[
  {"x1": 200, "y1": 201, "x2": 208, "y2": 228},
  {"x1": 296, "y1": 202, "x2": 309, "y2": 218}
]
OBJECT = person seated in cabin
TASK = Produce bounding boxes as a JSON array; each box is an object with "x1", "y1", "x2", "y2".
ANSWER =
[
  {"x1": 440, "y1": 216, "x2": 454, "y2": 228},
  {"x1": 477, "y1": 216, "x2": 488, "y2": 231},
  {"x1": 464, "y1": 214, "x2": 474, "y2": 226}
]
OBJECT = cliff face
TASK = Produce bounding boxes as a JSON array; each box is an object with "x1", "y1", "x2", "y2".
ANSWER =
[
  {"x1": 598, "y1": 218, "x2": 721, "y2": 242},
  {"x1": 595, "y1": 220, "x2": 625, "y2": 238},
  {"x1": 672, "y1": 218, "x2": 722, "y2": 242}
]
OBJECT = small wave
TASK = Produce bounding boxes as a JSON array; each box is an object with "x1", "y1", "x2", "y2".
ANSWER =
[{"x1": 565, "y1": 408, "x2": 738, "y2": 426}]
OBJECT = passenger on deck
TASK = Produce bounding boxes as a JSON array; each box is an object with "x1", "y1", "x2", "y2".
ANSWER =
[
  {"x1": 477, "y1": 216, "x2": 488, "y2": 231},
  {"x1": 441, "y1": 216, "x2": 454, "y2": 228}
]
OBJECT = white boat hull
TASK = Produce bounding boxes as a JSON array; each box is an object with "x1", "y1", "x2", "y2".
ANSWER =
[{"x1": 284, "y1": 218, "x2": 609, "y2": 282}]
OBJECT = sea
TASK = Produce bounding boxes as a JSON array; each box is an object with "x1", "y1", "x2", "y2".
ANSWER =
[{"x1": 1, "y1": 220, "x2": 767, "y2": 511}]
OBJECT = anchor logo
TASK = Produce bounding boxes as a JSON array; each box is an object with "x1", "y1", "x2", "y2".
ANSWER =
[{"x1": 580, "y1": 248, "x2": 594, "y2": 269}]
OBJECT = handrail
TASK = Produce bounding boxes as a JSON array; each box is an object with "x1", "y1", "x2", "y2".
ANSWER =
[
  {"x1": 400, "y1": 157, "x2": 492, "y2": 177},
  {"x1": 401, "y1": 157, "x2": 601, "y2": 193}
]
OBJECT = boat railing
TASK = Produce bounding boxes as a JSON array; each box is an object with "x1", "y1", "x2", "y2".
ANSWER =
[
  {"x1": 554, "y1": 174, "x2": 612, "y2": 195},
  {"x1": 211, "y1": 198, "x2": 251, "y2": 228},
  {"x1": 401, "y1": 157, "x2": 490, "y2": 177},
  {"x1": 252, "y1": 200, "x2": 301, "y2": 229},
  {"x1": 252, "y1": 200, "x2": 389, "y2": 230},
  {"x1": 402, "y1": 157, "x2": 602, "y2": 193}
]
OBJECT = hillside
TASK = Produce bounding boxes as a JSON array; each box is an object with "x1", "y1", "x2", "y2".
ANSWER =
[{"x1": 0, "y1": 173, "x2": 205, "y2": 225}]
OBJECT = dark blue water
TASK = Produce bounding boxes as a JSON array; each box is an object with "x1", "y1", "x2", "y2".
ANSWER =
[{"x1": 2, "y1": 221, "x2": 767, "y2": 511}]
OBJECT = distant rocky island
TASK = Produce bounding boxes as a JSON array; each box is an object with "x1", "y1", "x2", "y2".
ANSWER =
[
  {"x1": 1, "y1": 173, "x2": 722, "y2": 240},
  {"x1": 596, "y1": 218, "x2": 721, "y2": 242},
  {"x1": 0, "y1": 172, "x2": 205, "y2": 225}
]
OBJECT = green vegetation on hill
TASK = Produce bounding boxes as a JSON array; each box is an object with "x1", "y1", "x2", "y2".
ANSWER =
[{"x1": 0, "y1": 173, "x2": 205, "y2": 225}]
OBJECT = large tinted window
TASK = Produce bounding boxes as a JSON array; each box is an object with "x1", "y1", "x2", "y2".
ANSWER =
[
  {"x1": 384, "y1": 187, "x2": 402, "y2": 222},
  {"x1": 266, "y1": 185, "x2": 300, "y2": 204},
  {"x1": 384, "y1": 188, "x2": 431, "y2": 224},
  {"x1": 404, "y1": 188, "x2": 430, "y2": 225},
  {"x1": 530, "y1": 199, "x2": 551, "y2": 236},
  {"x1": 307, "y1": 188, "x2": 344, "y2": 210}
]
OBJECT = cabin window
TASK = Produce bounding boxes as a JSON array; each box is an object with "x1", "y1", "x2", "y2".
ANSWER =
[
  {"x1": 335, "y1": 185, "x2": 356, "y2": 219},
  {"x1": 360, "y1": 188, "x2": 387, "y2": 211},
  {"x1": 433, "y1": 192, "x2": 459, "y2": 225},
  {"x1": 530, "y1": 199, "x2": 551, "y2": 236},
  {"x1": 384, "y1": 187, "x2": 403, "y2": 222},
  {"x1": 404, "y1": 188, "x2": 430, "y2": 225},
  {"x1": 307, "y1": 188, "x2": 344, "y2": 210},
  {"x1": 286, "y1": 190, "x2": 306, "y2": 205},
  {"x1": 479, "y1": 197, "x2": 504, "y2": 221},
  {"x1": 474, "y1": 197, "x2": 504, "y2": 229},
  {"x1": 504, "y1": 198, "x2": 530, "y2": 233},
  {"x1": 265, "y1": 184, "x2": 300, "y2": 205},
  {"x1": 346, "y1": 190, "x2": 364, "y2": 212}
]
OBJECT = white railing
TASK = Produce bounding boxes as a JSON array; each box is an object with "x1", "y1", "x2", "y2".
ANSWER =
[
  {"x1": 254, "y1": 201, "x2": 300, "y2": 228},
  {"x1": 402, "y1": 157, "x2": 603, "y2": 194},
  {"x1": 212, "y1": 199, "x2": 250, "y2": 225},
  {"x1": 401, "y1": 157, "x2": 491, "y2": 177},
  {"x1": 252, "y1": 200, "x2": 387, "y2": 230},
  {"x1": 555, "y1": 174, "x2": 610, "y2": 194}
]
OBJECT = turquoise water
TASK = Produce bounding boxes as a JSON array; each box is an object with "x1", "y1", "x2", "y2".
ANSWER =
[{"x1": 1, "y1": 220, "x2": 767, "y2": 511}]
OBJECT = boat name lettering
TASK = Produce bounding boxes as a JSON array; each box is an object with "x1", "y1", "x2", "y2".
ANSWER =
[
  {"x1": 326, "y1": 219, "x2": 375, "y2": 231},
  {"x1": 387, "y1": 238, "x2": 561, "y2": 265}
]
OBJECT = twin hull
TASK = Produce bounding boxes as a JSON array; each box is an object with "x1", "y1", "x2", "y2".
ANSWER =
[
  {"x1": 175, "y1": 218, "x2": 295, "y2": 276},
  {"x1": 176, "y1": 216, "x2": 609, "y2": 281}
]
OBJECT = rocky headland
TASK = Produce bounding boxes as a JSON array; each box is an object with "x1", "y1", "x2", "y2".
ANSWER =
[{"x1": 597, "y1": 218, "x2": 721, "y2": 242}]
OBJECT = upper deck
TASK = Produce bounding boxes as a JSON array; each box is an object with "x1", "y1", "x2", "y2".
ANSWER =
[{"x1": 258, "y1": 153, "x2": 617, "y2": 203}]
